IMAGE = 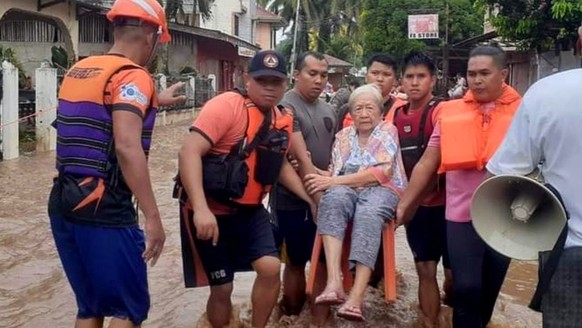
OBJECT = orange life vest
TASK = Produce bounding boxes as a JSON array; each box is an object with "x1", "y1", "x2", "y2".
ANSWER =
[
  {"x1": 234, "y1": 97, "x2": 294, "y2": 205},
  {"x1": 439, "y1": 85, "x2": 521, "y2": 172}
]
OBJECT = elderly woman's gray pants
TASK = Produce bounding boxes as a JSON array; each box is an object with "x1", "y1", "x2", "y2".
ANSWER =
[{"x1": 317, "y1": 185, "x2": 399, "y2": 269}]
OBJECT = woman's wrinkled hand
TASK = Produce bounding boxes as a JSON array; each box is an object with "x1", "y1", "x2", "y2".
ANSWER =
[{"x1": 304, "y1": 174, "x2": 333, "y2": 195}]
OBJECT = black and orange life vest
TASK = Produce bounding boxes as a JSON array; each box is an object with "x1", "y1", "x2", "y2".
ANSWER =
[
  {"x1": 55, "y1": 55, "x2": 156, "y2": 180},
  {"x1": 234, "y1": 96, "x2": 294, "y2": 206},
  {"x1": 175, "y1": 91, "x2": 294, "y2": 209},
  {"x1": 438, "y1": 85, "x2": 522, "y2": 172}
]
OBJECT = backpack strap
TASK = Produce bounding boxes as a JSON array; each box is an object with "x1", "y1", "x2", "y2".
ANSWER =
[{"x1": 382, "y1": 97, "x2": 395, "y2": 119}]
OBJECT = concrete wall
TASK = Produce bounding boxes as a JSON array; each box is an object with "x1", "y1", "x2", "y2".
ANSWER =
[
  {"x1": 0, "y1": 42, "x2": 66, "y2": 79},
  {"x1": 78, "y1": 42, "x2": 111, "y2": 58},
  {"x1": 238, "y1": 0, "x2": 253, "y2": 42},
  {"x1": 199, "y1": 0, "x2": 254, "y2": 43},
  {"x1": 256, "y1": 23, "x2": 273, "y2": 50},
  {"x1": 0, "y1": 0, "x2": 78, "y2": 57}
]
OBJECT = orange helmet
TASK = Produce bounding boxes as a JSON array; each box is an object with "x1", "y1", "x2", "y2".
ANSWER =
[{"x1": 107, "y1": 0, "x2": 171, "y2": 43}]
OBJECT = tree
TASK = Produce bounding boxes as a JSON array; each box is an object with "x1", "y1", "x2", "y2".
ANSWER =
[
  {"x1": 361, "y1": 0, "x2": 483, "y2": 62},
  {"x1": 476, "y1": 0, "x2": 582, "y2": 51}
]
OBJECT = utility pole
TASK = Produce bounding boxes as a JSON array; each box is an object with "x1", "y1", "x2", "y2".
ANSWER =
[
  {"x1": 289, "y1": 0, "x2": 301, "y2": 79},
  {"x1": 442, "y1": 0, "x2": 450, "y2": 90}
]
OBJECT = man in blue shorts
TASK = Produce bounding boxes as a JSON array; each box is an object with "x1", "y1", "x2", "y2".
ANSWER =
[{"x1": 47, "y1": 1, "x2": 179, "y2": 326}]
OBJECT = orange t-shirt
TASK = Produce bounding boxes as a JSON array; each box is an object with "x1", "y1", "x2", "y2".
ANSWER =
[
  {"x1": 191, "y1": 92, "x2": 286, "y2": 214},
  {"x1": 104, "y1": 68, "x2": 157, "y2": 116}
]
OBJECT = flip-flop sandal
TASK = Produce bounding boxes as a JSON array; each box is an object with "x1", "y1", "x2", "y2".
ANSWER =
[
  {"x1": 314, "y1": 290, "x2": 346, "y2": 306},
  {"x1": 337, "y1": 304, "x2": 365, "y2": 322}
]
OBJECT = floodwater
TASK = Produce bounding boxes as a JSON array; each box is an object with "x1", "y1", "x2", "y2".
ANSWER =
[{"x1": 0, "y1": 121, "x2": 541, "y2": 327}]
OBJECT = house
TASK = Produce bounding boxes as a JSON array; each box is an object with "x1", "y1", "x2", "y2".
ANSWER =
[
  {"x1": 254, "y1": 6, "x2": 285, "y2": 50},
  {"x1": 324, "y1": 54, "x2": 353, "y2": 91},
  {"x1": 0, "y1": 0, "x2": 263, "y2": 93}
]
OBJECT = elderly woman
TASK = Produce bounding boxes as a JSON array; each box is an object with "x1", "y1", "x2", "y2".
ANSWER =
[{"x1": 304, "y1": 84, "x2": 407, "y2": 321}]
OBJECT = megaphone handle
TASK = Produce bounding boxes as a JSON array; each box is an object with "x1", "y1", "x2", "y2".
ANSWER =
[
  {"x1": 529, "y1": 224, "x2": 568, "y2": 311},
  {"x1": 529, "y1": 183, "x2": 569, "y2": 312}
]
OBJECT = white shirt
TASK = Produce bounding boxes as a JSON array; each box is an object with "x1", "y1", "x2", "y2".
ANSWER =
[{"x1": 487, "y1": 69, "x2": 582, "y2": 248}]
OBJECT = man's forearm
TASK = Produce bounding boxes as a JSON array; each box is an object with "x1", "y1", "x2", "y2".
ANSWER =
[
  {"x1": 278, "y1": 160, "x2": 312, "y2": 204},
  {"x1": 401, "y1": 162, "x2": 437, "y2": 209},
  {"x1": 178, "y1": 149, "x2": 209, "y2": 212},
  {"x1": 116, "y1": 146, "x2": 159, "y2": 219}
]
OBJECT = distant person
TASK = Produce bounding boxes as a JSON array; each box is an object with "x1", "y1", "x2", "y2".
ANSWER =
[
  {"x1": 330, "y1": 80, "x2": 361, "y2": 124},
  {"x1": 342, "y1": 54, "x2": 406, "y2": 127}
]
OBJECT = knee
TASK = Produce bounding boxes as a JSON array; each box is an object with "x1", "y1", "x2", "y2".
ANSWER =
[
  {"x1": 209, "y1": 283, "x2": 234, "y2": 303},
  {"x1": 254, "y1": 256, "x2": 281, "y2": 281},
  {"x1": 415, "y1": 262, "x2": 437, "y2": 282},
  {"x1": 321, "y1": 186, "x2": 355, "y2": 205}
]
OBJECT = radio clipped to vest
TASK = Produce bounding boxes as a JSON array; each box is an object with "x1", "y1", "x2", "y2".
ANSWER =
[{"x1": 203, "y1": 109, "x2": 272, "y2": 202}]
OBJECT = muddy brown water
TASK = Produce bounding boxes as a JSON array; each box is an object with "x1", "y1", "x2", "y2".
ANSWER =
[{"x1": 0, "y1": 121, "x2": 541, "y2": 327}]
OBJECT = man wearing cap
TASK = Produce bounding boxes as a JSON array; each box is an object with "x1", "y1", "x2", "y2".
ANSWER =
[
  {"x1": 178, "y1": 50, "x2": 315, "y2": 328},
  {"x1": 48, "y1": 0, "x2": 176, "y2": 327}
]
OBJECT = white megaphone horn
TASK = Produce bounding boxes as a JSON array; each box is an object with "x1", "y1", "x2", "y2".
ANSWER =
[{"x1": 470, "y1": 170, "x2": 567, "y2": 261}]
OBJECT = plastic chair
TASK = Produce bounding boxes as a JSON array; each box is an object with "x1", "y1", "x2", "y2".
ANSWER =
[{"x1": 306, "y1": 221, "x2": 397, "y2": 302}]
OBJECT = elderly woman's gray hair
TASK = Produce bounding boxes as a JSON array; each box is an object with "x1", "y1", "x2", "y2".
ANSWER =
[{"x1": 348, "y1": 84, "x2": 384, "y2": 113}]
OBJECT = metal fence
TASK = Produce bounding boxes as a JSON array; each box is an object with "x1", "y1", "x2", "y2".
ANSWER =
[{"x1": 154, "y1": 74, "x2": 215, "y2": 111}]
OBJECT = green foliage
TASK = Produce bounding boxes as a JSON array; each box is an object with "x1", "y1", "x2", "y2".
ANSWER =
[
  {"x1": 0, "y1": 45, "x2": 28, "y2": 88},
  {"x1": 361, "y1": 0, "x2": 483, "y2": 62},
  {"x1": 180, "y1": 66, "x2": 197, "y2": 75},
  {"x1": 51, "y1": 46, "x2": 69, "y2": 71},
  {"x1": 478, "y1": 0, "x2": 582, "y2": 51}
]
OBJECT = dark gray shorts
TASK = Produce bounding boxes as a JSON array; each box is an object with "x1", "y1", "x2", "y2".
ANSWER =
[{"x1": 542, "y1": 246, "x2": 582, "y2": 327}]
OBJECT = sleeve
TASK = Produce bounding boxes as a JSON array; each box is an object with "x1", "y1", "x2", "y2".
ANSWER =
[
  {"x1": 427, "y1": 121, "x2": 441, "y2": 148},
  {"x1": 286, "y1": 104, "x2": 301, "y2": 133},
  {"x1": 486, "y1": 101, "x2": 542, "y2": 175},
  {"x1": 190, "y1": 96, "x2": 237, "y2": 146},
  {"x1": 108, "y1": 69, "x2": 156, "y2": 118}
]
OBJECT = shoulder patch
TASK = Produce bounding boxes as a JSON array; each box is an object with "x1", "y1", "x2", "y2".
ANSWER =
[{"x1": 120, "y1": 83, "x2": 148, "y2": 106}]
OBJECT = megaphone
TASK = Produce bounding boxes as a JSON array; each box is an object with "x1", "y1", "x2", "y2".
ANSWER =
[{"x1": 471, "y1": 171, "x2": 567, "y2": 260}]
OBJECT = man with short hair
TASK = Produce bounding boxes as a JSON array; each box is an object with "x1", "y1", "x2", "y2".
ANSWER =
[
  {"x1": 272, "y1": 51, "x2": 337, "y2": 323},
  {"x1": 392, "y1": 51, "x2": 453, "y2": 327},
  {"x1": 48, "y1": 0, "x2": 172, "y2": 327},
  {"x1": 342, "y1": 54, "x2": 406, "y2": 127},
  {"x1": 331, "y1": 80, "x2": 361, "y2": 126},
  {"x1": 396, "y1": 45, "x2": 521, "y2": 327},
  {"x1": 178, "y1": 50, "x2": 315, "y2": 328}
]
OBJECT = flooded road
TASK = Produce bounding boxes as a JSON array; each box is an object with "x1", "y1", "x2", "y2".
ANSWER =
[{"x1": 0, "y1": 120, "x2": 541, "y2": 327}]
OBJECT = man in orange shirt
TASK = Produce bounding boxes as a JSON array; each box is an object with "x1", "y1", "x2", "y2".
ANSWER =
[{"x1": 178, "y1": 50, "x2": 315, "y2": 328}]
